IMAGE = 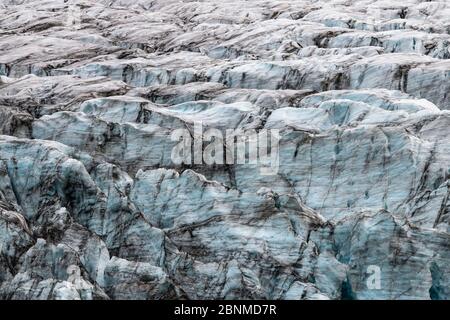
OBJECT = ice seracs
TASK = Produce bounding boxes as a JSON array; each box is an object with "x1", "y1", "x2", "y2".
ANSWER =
[{"x1": 0, "y1": 0, "x2": 449, "y2": 300}]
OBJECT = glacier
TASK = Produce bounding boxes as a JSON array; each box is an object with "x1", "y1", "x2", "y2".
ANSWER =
[{"x1": 0, "y1": 0, "x2": 449, "y2": 300}]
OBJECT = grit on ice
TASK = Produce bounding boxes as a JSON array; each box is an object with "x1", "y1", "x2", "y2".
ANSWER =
[{"x1": 174, "y1": 305, "x2": 208, "y2": 318}]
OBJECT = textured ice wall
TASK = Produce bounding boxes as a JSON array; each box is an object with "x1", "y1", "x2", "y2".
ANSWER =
[{"x1": 0, "y1": 0, "x2": 449, "y2": 300}]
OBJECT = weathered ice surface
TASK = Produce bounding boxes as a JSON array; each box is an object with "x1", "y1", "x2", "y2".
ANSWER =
[{"x1": 0, "y1": 0, "x2": 449, "y2": 300}]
